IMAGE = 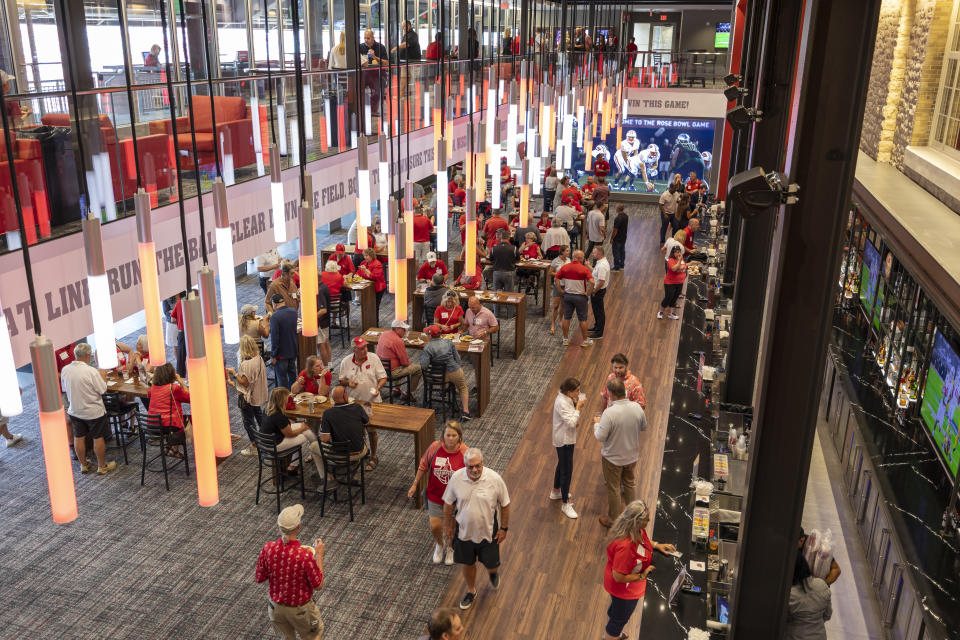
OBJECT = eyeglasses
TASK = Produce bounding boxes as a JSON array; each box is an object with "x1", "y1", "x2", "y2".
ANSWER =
[{"x1": 466, "y1": 463, "x2": 483, "y2": 470}]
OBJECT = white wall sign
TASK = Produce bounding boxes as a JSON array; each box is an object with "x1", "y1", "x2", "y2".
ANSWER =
[
  {"x1": 627, "y1": 88, "x2": 729, "y2": 119},
  {"x1": 1, "y1": 113, "x2": 479, "y2": 367}
]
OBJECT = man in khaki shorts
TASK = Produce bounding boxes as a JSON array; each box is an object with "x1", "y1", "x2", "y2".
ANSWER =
[{"x1": 256, "y1": 504, "x2": 326, "y2": 639}]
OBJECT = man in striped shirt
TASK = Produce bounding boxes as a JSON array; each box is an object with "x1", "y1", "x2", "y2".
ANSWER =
[{"x1": 554, "y1": 250, "x2": 595, "y2": 348}]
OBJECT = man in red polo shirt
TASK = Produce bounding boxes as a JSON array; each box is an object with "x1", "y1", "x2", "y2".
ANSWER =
[
  {"x1": 594, "y1": 156, "x2": 610, "y2": 178},
  {"x1": 674, "y1": 218, "x2": 707, "y2": 262},
  {"x1": 375, "y1": 319, "x2": 422, "y2": 399},
  {"x1": 560, "y1": 177, "x2": 581, "y2": 206},
  {"x1": 417, "y1": 251, "x2": 449, "y2": 283},
  {"x1": 581, "y1": 176, "x2": 598, "y2": 197},
  {"x1": 332, "y1": 244, "x2": 355, "y2": 275},
  {"x1": 255, "y1": 504, "x2": 325, "y2": 639},
  {"x1": 554, "y1": 250, "x2": 595, "y2": 348},
  {"x1": 684, "y1": 170, "x2": 702, "y2": 196},
  {"x1": 483, "y1": 214, "x2": 510, "y2": 250},
  {"x1": 412, "y1": 208, "x2": 434, "y2": 264}
]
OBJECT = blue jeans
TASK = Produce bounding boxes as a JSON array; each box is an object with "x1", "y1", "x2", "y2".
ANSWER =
[
  {"x1": 554, "y1": 444, "x2": 574, "y2": 502},
  {"x1": 611, "y1": 242, "x2": 625, "y2": 270},
  {"x1": 273, "y1": 357, "x2": 297, "y2": 390},
  {"x1": 239, "y1": 401, "x2": 264, "y2": 441},
  {"x1": 605, "y1": 595, "x2": 640, "y2": 637}
]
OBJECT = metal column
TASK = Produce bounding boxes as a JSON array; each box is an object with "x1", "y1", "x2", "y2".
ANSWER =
[{"x1": 728, "y1": 0, "x2": 882, "y2": 636}]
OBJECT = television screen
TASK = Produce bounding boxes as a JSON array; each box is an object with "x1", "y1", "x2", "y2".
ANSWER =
[
  {"x1": 859, "y1": 241, "x2": 880, "y2": 320},
  {"x1": 920, "y1": 331, "x2": 960, "y2": 478},
  {"x1": 577, "y1": 117, "x2": 716, "y2": 194},
  {"x1": 715, "y1": 23, "x2": 731, "y2": 49}
]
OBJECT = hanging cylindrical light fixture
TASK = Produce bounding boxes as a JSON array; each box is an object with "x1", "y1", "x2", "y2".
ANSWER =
[
  {"x1": 270, "y1": 144, "x2": 286, "y2": 242},
  {"x1": 436, "y1": 141, "x2": 449, "y2": 252},
  {"x1": 489, "y1": 124, "x2": 502, "y2": 209},
  {"x1": 530, "y1": 133, "x2": 542, "y2": 196},
  {"x1": 135, "y1": 190, "x2": 166, "y2": 365},
  {"x1": 31, "y1": 336, "x2": 77, "y2": 523},
  {"x1": 432, "y1": 82, "x2": 443, "y2": 170},
  {"x1": 183, "y1": 293, "x2": 218, "y2": 506},
  {"x1": 387, "y1": 198, "x2": 398, "y2": 294},
  {"x1": 356, "y1": 137, "x2": 371, "y2": 250},
  {"x1": 251, "y1": 94, "x2": 266, "y2": 175},
  {"x1": 562, "y1": 93, "x2": 575, "y2": 170},
  {"x1": 303, "y1": 80, "x2": 314, "y2": 140},
  {"x1": 518, "y1": 61, "x2": 527, "y2": 127},
  {"x1": 404, "y1": 181, "x2": 415, "y2": 258},
  {"x1": 82, "y1": 215, "x2": 117, "y2": 369},
  {"x1": 507, "y1": 80, "x2": 519, "y2": 166},
  {"x1": 465, "y1": 187, "x2": 477, "y2": 277},
  {"x1": 198, "y1": 268, "x2": 231, "y2": 459},
  {"x1": 486, "y1": 66, "x2": 496, "y2": 149},
  {"x1": 475, "y1": 128, "x2": 487, "y2": 203},
  {"x1": 394, "y1": 199, "x2": 408, "y2": 322},
  {"x1": 211, "y1": 180, "x2": 240, "y2": 345},
  {"x1": 445, "y1": 97, "x2": 454, "y2": 159},
  {"x1": 378, "y1": 135, "x2": 391, "y2": 234},
  {"x1": 299, "y1": 179, "x2": 318, "y2": 338},
  {"x1": 584, "y1": 112, "x2": 594, "y2": 172},
  {"x1": 519, "y1": 158, "x2": 530, "y2": 228}
]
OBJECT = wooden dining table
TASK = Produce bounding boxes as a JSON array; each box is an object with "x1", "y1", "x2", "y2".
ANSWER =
[
  {"x1": 411, "y1": 287, "x2": 526, "y2": 358},
  {"x1": 284, "y1": 399, "x2": 436, "y2": 508},
  {"x1": 452, "y1": 257, "x2": 551, "y2": 316},
  {"x1": 358, "y1": 327, "x2": 491, "y2": 417},
  {"x1": 320, "y1": 244, "x2": 415, "y2": 297}
]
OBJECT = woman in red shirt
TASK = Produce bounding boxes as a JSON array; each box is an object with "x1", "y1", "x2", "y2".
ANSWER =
[
  {"x1": 146, "y1": 363, "x2": 190, "y2": 458},
  {"x1": 603, "y1": 500, "x2": 676, "y2": 640},
  {"x1": 321, "y1": 260, "x2": 345, "y2": 301},
  {"x1": 406, "y1": 421, "x2": 468, "y2": 565},
  {"x1": 290, "y1": 355, "x2": 333, "y2": 396},
  {"x1": 434, "y1": 294, "x2": 464, "y2": 333},
  {"x1": 358, "y1": 247, "x2": 386, "y2": 319},
  {"x1": 537, "y1": 211, "x2": 551, "y2": 235},
  {"x1": 519, "y1": 232, "x2": 543, "y2": 259},
  {"x1": 456, "y1": 263, "x2": 483, "y2": 290},
  {"x1": 659, "y1": 245, "x2": 687, "y2": 320}
]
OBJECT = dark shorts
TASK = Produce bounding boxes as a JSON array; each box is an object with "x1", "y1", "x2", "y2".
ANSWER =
[
  {"x1": 69, "y1": 414, "x2": 110, "y2": 440},
  {"x1": 562, "y1": 293, "x2": 589, "y2": 321},
  {"x1": 453, "y1": 536, "x2": 501, "y2": 569}
]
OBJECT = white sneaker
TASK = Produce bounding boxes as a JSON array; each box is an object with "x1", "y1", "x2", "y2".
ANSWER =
[
  {"x1": 549, "y1": 489, "x2": 562, "y2": 500},
  {"x1": 657, "y1": 311, "x2": 664, "y2": 319},
  {"x1": 4, "y1": 434, "x2": 23, "y2": 447},
  {"x1": 432, "y1": 543, "x2": 443, "y2": 564},
  {"x1": 561, "y1": 502, "x2": 579, "y2": 519},
  {"x1": 444, "y1": 546, "x2": 455, "y2": 565},
  {"x1": 240, "y1": 445, "x2": 257, "y2": 457},
  {"x1": 667, "y1": 313, "x2": 680, "y2": 320},
  {"x1": 580, "y1": 338, "x2": 594, "y2": 348}
]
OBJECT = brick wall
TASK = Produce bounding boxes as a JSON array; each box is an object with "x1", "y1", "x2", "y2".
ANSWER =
[{"x1": 861, "y1": 0, "x2": 903, "y2": 160}]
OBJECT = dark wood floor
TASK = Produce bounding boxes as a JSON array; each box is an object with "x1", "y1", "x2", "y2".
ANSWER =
[{"x1": 438, "y1": 212, "x2": 685, "y2": 638}]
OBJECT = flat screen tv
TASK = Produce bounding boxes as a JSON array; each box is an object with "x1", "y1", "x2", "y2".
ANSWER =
[
  {"x1": 859, "y1": 241, "x2": 880, "y2": 322},
  {"x1": 920, "y1": 331, "x2": 960, "y2": 479},
  {"x1": 715, "y1": 23, "x2": 731, "y2": 49}
]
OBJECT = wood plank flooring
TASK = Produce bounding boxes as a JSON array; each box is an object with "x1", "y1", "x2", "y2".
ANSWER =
[{"x1": 438, "y1": 211, "x2": 685, "y2": 638}]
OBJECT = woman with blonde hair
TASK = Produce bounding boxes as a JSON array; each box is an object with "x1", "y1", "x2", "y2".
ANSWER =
[
  {"x1": 238, "y1": 304, "x2": 269, "y2": 361},
  {"x1": 407, "y1": 420, "x2": 468, "y2": 565},
  {"x1": 602, "y1": 500, "x2": 677, "y2": 639},
  {"x1": 227, "y1": 335, "x2": 269, "y2": 456},
  {"x1": 262, "y1": 387, "x2": 319, "y2": 472},
  {"x1": 329, "y1": 32, "x2": 348, "y2": 69}
]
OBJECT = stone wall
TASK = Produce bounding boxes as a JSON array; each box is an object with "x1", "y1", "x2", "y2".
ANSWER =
[{"x1": 860, "y1": 0, "x2": 903, "y2": 160}]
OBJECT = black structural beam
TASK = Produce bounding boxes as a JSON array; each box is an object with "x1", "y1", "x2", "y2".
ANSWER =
[
  {"x1": 723, "y1": 0, "x2": 800, "y2": 406},
  {"x1": 729, "y1": 0, "x2": 882, "y2": 636}
]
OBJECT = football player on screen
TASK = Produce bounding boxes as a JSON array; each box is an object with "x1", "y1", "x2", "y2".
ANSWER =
[{"x1": 613, "y1": 130, "x2": 641, "y2": 190}]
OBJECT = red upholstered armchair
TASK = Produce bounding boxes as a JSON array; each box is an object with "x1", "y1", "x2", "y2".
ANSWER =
[
  {"x1": 0, "y1": 130, "x2": 50, "y2": 242},
  {"x1": 40, "y1": 113, "x2": 173, "y2": 202},
  {"x1": 147, "y1": 96, "x2": 255, "y2": 172}
]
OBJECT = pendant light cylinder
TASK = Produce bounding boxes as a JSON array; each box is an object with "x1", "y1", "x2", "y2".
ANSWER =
[
  {"x1": 212, "y1": 180, "x2": 240, "y2": 345},
  {"x1": 436, "y1": 142, "x2": 449, "y2": 252},
  {"x1": 299, "y1": 195, "x2": 318, "y2": 338},
  {"x1": 82, "y1": 216, "x2": 117, "y2": 369},
  {"x1": 183, "y1": 294, "x2": 219, "y2": 506},
  {"x1": 465, "y1": 188, "x2": 477, "y2": 276},
  {"x1": 270, "y1": 144, "x2": 286, "y2": 242},
  {"x1": 378, "y1": 135, "x2": 390, "y2": 234},
  {"x1": 199, "y1": 268, "x2": 231, "y2": 459}
]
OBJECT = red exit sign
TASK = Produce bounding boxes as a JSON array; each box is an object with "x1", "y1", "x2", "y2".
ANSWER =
[{"x1": 660, "y1": 14, "x2": 667, "y2": 21}]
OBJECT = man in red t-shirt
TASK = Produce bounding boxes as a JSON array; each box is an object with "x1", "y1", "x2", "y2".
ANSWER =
[
  {"x1": 375, "y1": 319, "x2": 421, "y2": 397},
  {"x1": 332, "y1": 244, "x2": 355, "y2": 275},
  {"x1": 554, "y1": 250, "x2": 595, "y2": 348},
  {"x1": 483, "y1": 214, "x2": 510, "y2": 250},
  {"x1": 685, "y1": 171, "x2": 702, "y2": 196},
  {"x1": 581, "y1": 176, "x2": 598, "y2": 197},
  {"x1": 417, "y1": 252, "x2": 449, "y2": 283},
  {"x1": 594, "y1": 157, "x2": 610, "y2": 178},
  {"x1": 412, "y1": 209, "x2": 434, "y2": 264}
]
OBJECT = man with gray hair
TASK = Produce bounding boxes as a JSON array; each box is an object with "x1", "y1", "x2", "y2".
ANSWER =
[
  {"x1": 255, "y1": 504, "x2": 326, "y2": 639},
  {"x1": 59, "y1": 342, "x2": 117, "y2": 475},
  {"x1": 443, "y1": 447, "x2": 511, "y2": 610},
  {"x1": 594, "y1": 378, "x2": 647, "y2": 528}
]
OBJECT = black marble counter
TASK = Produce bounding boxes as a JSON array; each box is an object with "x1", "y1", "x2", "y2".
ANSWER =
[
  {"x1": 642, "y1": 274, "x2": 726, "y2": 638},
  {"x1": 830, "y1": 307, "x2": 960, "y2": 637}
]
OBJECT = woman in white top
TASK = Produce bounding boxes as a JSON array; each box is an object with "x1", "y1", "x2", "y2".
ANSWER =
[
  {"x1": 328, "y1": 32, "x2": 348, "y2": 69},
  {"x1": 548, "y1": 245, "x2": 571, "y2": 334},
  {"x1": 551, "y1": 377, "x2": 585, "y2": 519}
]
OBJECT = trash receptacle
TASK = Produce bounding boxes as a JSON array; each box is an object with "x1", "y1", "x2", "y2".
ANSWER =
[{"x1": 18, "y1": 125, "x2": 82, "y2": 228}]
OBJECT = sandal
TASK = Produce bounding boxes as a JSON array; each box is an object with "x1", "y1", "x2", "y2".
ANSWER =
[
  {"x1": 166, "y1": 447, "x2": 184, "y2": 459},
  {"x1": 365, "y1": 456, "x2": 379, "y2": 471}
]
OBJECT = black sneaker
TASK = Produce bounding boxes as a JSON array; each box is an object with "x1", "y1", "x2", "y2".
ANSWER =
[
  {"x1": 460, "y1": 412, "x2": 473, "y2": 421},
  {"x1": 489, "y1": 572, "x2": 500, "y2": 589},
  {"x1": 459, "y1": 591, "x2": 476, "y2": 610}
]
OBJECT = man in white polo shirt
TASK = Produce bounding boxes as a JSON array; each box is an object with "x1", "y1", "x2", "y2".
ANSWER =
[
  {"x1": 443, "y1": 447, "x2": 511, "y2": 611},
  {"x1": 589, "y1": 246, "x2": 610, "y2": 340},
  {"x1": 584, "y1": 204, "x2": 606, "y2": 258},
  {"x1": 60, "y1": 343, "x2": 117, "y2": 475},
  {"x1": 554, "y1": 250, "x2": 595, "y2": 348},
  {"x1": 594, "y1": 378, "x2": 647, "y2": 528},
  {"x1": 338, "y1": 336, "x2": 388, "y2": 470}
]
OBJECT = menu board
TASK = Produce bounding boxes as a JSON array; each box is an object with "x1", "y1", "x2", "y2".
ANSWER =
[{"x1": 920, "y1": 331, "x2": 960, "y2": 478}]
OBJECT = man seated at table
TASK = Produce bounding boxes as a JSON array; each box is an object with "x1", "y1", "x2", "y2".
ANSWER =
[
  {"x1": 435, "y1": 293, "x2": 465, "y2": 334},
  {"x1": 420, "y1": 326, "x2": 472, "y2": 420},
  {"x1": 423, "y1": 272, "x2": 452, "y2": 324},
  {"x1": 375, "y1": 319, "x2": 422, "y2": 401},
  {"x1": 463, "y1": 296, "x2": 499, "y2": 348},
  {"x1": 553, "y1": 201, "x2": 580, "y2": 244},
  {"x1": 500, "y1": 158, "x2": 513, "y2": 185},
  {"x1": 455, "y1": 262, "x2": 484, "y2": 291},
  {"x1": 418, "y1": 252, "x2": 448, "y2": 284},
  {"x1": 332, "y1": 244, "x2": 356, "y2": 276},
  {"x1": 291, "y1": 356, "x2": 333, "y2": 397},
  {"x1": 560, "y1": 177, "x2": 581, "y2": 207},
  {"x1": 309, "y1": 385, "x2": 371, "y2": 483},
  {"x1": 543, "y1": 218, "x2": 571, "y2": 260},
  {"x1": 581, "y1": 176, "x2": 598, "y2": 198},
  {"x1": 338, "y1": 337, "x2": 387, "y2": 470}
]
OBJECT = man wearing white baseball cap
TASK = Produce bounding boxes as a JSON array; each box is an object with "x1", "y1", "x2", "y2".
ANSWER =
[
  {"x1": 255, "y1": 504, "x2": 326, "y2": 639},
  {"x1": 375, "y1": 319, "x2": 422, "y2": 401}
]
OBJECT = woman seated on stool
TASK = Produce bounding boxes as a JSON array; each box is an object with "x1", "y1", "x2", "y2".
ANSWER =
[
  {"x1": 146, "y1": 363, "x2": 189, "y2": 458},
  {"x1": 262, "y1": 387, "x2": 319, "y2": 473}
]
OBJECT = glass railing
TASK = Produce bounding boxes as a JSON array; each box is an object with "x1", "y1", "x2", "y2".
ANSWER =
[{"x1": 0, "y1": 49, "x2": 725, "y2": 252}]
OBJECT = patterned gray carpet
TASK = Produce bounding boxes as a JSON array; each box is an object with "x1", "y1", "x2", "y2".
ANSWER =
[{"x1": 0, "y1": 202, "x2": 657, "y2": 639}]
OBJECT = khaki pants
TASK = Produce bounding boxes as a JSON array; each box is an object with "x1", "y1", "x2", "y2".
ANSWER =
[
  {"x1": 601, "y1": 457, "x2": 637, "y2": 521},
  {"x1": 267, "y1": 599, "x2": 324, "y2": 640},
  {"x1": 446, "y1": 368, "x2": 470, "y2": 414},
  {"x1": 392, "y1": 363, "x2": 422, "y2": 393},
  {"x1": 309, "y1": 442, "x2": 369, "y2": 479}
]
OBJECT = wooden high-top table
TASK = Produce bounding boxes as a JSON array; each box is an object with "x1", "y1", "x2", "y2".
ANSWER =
[
  {"x1": 284, "y1": 399, "x2": 436, "y2": 508},
  {"x1": 358, "y1": 328, "x2": 491, "y2": 417},
  {"x1": 452, "y1": 257, "x2": 551, "y2": 316},
  {"x1": 411, "y1": 287, "x2": 526, "y2": 358},
  {"x1": 320, "y1": 244, "x2": 416, "y2": 297}
]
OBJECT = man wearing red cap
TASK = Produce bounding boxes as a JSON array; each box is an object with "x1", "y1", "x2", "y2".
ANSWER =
[
  {"x1": 332, "y1": 244, "x2": 355, "y2": 276},
  {"x1": 338, "y1": 336, "x2": 387, "y2": 469}
]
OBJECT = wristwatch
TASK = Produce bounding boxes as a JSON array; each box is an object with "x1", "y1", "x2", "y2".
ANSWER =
[{"x1": 500, "y1": 527, "x2": 509, "y2": 532}]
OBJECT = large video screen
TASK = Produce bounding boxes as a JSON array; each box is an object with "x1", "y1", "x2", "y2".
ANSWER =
[
  {"x1": 577, "y1": 117, "x2": 716, "y2": 194},
  {"x1": 715, "y1": 23, "x2": 731, "y2": 49},
  {"x1": 859, "y1": 241, "x2": 880, "y2": 322},
  {"x1": 920, "y1": 331, "x2": 960, "y2": 478}
]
